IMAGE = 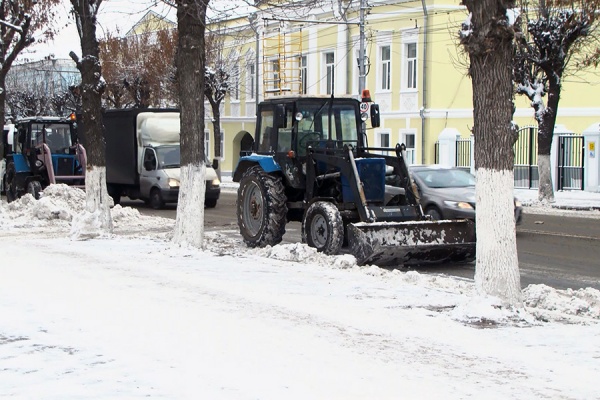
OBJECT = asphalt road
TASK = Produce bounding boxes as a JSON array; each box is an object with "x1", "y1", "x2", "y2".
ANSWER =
[{"x1": 125, "y1": 189, "x2": 600, "y2": 291}]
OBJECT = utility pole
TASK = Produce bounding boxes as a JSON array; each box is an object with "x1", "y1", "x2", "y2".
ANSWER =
[{"x1": 358, "y1": 0, "x2": 366, "y2": 95}]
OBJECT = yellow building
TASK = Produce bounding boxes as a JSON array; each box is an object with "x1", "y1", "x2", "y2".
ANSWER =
[{"x1": 201, "y1": 1, "x2": 599, "y2": 181}]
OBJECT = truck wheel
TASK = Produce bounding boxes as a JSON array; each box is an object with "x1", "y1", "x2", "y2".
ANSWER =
[
  {"x1": 5, "y1": 163, "x2": 18, "y2": 203},
  {"x1": 302, "y1": 201, "x2": 344, "y2": 255},
  {"x1": 150, "y1": 188, "x2": 165, "y2": 210},
  {"x1": 107, "y1": 185, "x2": 121, "y2": 206},
  {"x1": 26, "y1": 180, "x2": 42, "y2": 200},
  {"x1": 205, "y1": 198, "x2": 217, "y2": 208},
  {"x1": 237, "y1": 166, "x2": 287, "y2": 247}
]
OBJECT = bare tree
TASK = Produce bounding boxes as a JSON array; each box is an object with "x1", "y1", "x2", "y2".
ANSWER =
[
  {"x1": 204, "y1": 25, "x2": 246, "y2": 178},
  {"x1": 5, "y1": 89, "x2": 50, "y2": 117},
  {"x1": 99, "y1": 27, "x2": 178, "y2": 109},
  {"x1": 514, "y1": 0, "x2": 600, "y2": 202},
  {"x1": 172, "y1": 0, "x2": 209, "y2": 249},
  {"x1": 69, "y1": 0, "x2": 113, "y2": 237},
  {"x1": 0, "y1": 0, "x2": 61, "y2": 157},
  {"x1": 460, "y1": 0, "x2": 522, "y2": 307}
]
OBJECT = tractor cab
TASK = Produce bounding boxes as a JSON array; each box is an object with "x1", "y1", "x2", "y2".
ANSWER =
[{"x1": 3, "y1": 115, "x2": 86, "y2": 201}]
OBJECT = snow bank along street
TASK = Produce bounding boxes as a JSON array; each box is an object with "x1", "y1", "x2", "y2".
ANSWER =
[{"x1": 1, "y1": 185, "x2": 599, "y2": 399}]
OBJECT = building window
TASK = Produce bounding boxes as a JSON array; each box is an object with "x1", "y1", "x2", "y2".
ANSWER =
[
  {"x1": 376, "y1": 130, "x2": 391, "y2": 155},
  {"x1": 325, "y1": 52, "x2": 335, "y2": 94},
  {"x1": 402, "y1": 131, "x2": 416, "y2": 165},
  {"x1": 381, "y1": 45, "x2": 391, "y2": 91},
  {"x1": 248, "y1": 62, "x2": 255, "y2": 100},
  {"x1": 272, "y1": 59, "x2": 280, "y2": 92},
  {"x1": 300, "y1": 56, "x2": 307, "y2": 94},
  {"x1": 406, "y1": 43, "x2": 417, "y2": 90}
]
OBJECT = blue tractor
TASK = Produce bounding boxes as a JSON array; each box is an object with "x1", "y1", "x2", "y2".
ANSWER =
[
  {"x1": 232, "y1": 94, "x2": 476, "y2": 266},
  {"x1": 2, "y1": 115, "x2": 86, "y2": 202}
]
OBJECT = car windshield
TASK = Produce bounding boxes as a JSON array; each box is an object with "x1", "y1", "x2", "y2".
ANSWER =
[{"x1": 413, "y1": 168, "x2": 475, "y2": 188}]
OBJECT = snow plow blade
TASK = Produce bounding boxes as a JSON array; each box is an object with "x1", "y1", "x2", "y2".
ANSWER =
[{"x1": 347, "y1": 219, "x2": 476, "y2": 266}]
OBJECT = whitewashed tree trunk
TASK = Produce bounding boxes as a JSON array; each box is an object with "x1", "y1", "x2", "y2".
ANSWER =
[
  {"x1": 460, "y1": 0, "x2": 522, "y2": 308},
  {"x1": 537, "y1": 154, "x2": 555, "y2": 203},
  {"x1": 173, "y1": 164, "x2": 206, "y2": 248},
  {"x1": 474, "y1": 169, "x2": 521, "y2": 306},
  {"x1": 70, "y1": 166, "x2": 113, "y2": 239}
]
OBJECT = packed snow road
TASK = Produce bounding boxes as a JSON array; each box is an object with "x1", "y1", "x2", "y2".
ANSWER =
[{"x1": 126, "y1": 191, "x2": 600, "y2": 291}]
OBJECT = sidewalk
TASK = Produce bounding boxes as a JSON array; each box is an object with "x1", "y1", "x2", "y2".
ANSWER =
[{"x1": 514, "y1": 188, "x2": 600, "y2": 211}]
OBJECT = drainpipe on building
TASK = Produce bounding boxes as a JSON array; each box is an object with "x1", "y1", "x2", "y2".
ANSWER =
[{"x1": 420, "y1": 0, "x2": 429, "y2": 164}]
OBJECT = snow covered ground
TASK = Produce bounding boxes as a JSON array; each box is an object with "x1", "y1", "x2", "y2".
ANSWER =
[{"x1": 1, "y1": 185, "x2": 599, "y2": 399}]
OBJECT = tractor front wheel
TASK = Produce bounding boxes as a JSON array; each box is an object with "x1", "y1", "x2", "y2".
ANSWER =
[
  {"x1": 26, "y1": 180, "x2": 42, "y2": 200},
  {"x1": 302, "y1": 201, "x2": 344, "y2": 255},
  {"x1": 237, "y1": 166, "x2": 287, "y2": 248}
]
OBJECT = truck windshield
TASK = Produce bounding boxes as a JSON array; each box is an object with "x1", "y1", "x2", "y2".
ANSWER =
[
  {"x1": 297, "y1": 101, "x2": 359, "y2": 143},
  {"x1": 156, "y1": 146, "x2": 180, "y2": 169}
]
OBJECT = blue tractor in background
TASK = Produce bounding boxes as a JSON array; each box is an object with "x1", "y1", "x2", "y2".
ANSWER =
[
  {"x1": 232, "y1": 93, "x2": 476, "y2": 266},
  {"x1": 1, "y1": 115, "x2": 86, "y2": 202}
]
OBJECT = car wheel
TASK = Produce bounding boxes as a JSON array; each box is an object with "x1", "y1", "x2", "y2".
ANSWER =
[{"x1": 425, "y1": 206, "x2": 443, "y2": 221}]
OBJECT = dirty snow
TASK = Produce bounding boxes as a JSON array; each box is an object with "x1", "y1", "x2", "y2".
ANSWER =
[{"x1": 1, "y1": 184, "x2": 600, "y2": 399}]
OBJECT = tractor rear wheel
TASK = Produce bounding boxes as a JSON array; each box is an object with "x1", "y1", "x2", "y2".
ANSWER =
[
  {"x1": 26, "y1": 180, "x2": 42, "y2": 200},
  {"x1": 302, "y1": 201, "x2": 344, "y2": 255},
  {"x1": 237, "y1": 166, "x2": 287, "y2": 248},
  {"x1": 5, "y1": 163, "x2": 18, "y2": 203}
]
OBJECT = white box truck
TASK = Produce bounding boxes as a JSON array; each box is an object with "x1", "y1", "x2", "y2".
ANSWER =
[{"x1": 82, "y1": 109, "x2": 220, "y2": 209}]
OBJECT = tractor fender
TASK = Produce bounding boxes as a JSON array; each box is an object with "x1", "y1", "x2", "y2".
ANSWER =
[{"x1": 232, "y1": 155, "x2": 282, "y2": 182}]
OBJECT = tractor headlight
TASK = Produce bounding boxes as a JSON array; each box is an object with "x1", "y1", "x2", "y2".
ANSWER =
[
  {"x1": 360, "y1": 112, "x2": 369, "y2": 121},
  {"x1": 444, "y1": 200, "x2": 473, "y2": 210},
  {"x1": 35, "y1": 160, "x2": 44, "y2": 168},
  {"x1": 168, "y1": 178, "x2": 179, "y2": 188}
]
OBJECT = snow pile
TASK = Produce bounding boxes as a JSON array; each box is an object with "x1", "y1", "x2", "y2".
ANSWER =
[
  {"x1": 251, "y1": 243, "x2": 357, "y2": 269},
  {"x1": 524, "y1": 284, "x2": 600, "y2": 321},
  {"x1": 0, "y1": 185, "x2": 85, "y2": 229},
  {"x1": 0, "y1": 184, "x2": 175, "y2": 237}
]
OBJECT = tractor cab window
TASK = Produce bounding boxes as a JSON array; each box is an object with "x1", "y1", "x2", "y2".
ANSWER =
[
  {"x1": 257, "y1": 109, "x2": 274, "y2": 152},
  {"x1": 276, "y1": 108, "x2": 293, "y2": 152},
  {"x1": 295, "y1": 101, "x2": 359, "y2": 155},
  {"x1": 31, "y1": 123, "x2": 73, "y2": 153}
]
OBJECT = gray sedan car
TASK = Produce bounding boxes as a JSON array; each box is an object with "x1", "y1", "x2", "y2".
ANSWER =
[{"x1": 409, "y1": 165, "x2": 522, "y2": 225}]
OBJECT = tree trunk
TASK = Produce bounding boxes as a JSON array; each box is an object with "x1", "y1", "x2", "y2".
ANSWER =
[
  {"x1": 70, "y1": 0, "x2": 113, "y2": 239},
  {"x1": 536, "y1": 79, "x2": 561, "y2": 203},
  {"x1": 210, "y1": 99, "x2": 222, "y2": 180},
  {"x1": 462, "y1": 0, "x2": 521, "y2": 307},
  {"x1": 173, "y1": 0, "x2": 209, "y2": 249}
]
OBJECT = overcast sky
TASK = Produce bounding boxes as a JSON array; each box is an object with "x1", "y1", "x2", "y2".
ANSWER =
[
  {"x1": 19, "y1": 0, "x2": 256, "y2": 62},
  {"x1": 20, "y1": 0, "x2": 177, "y2": 62}
]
